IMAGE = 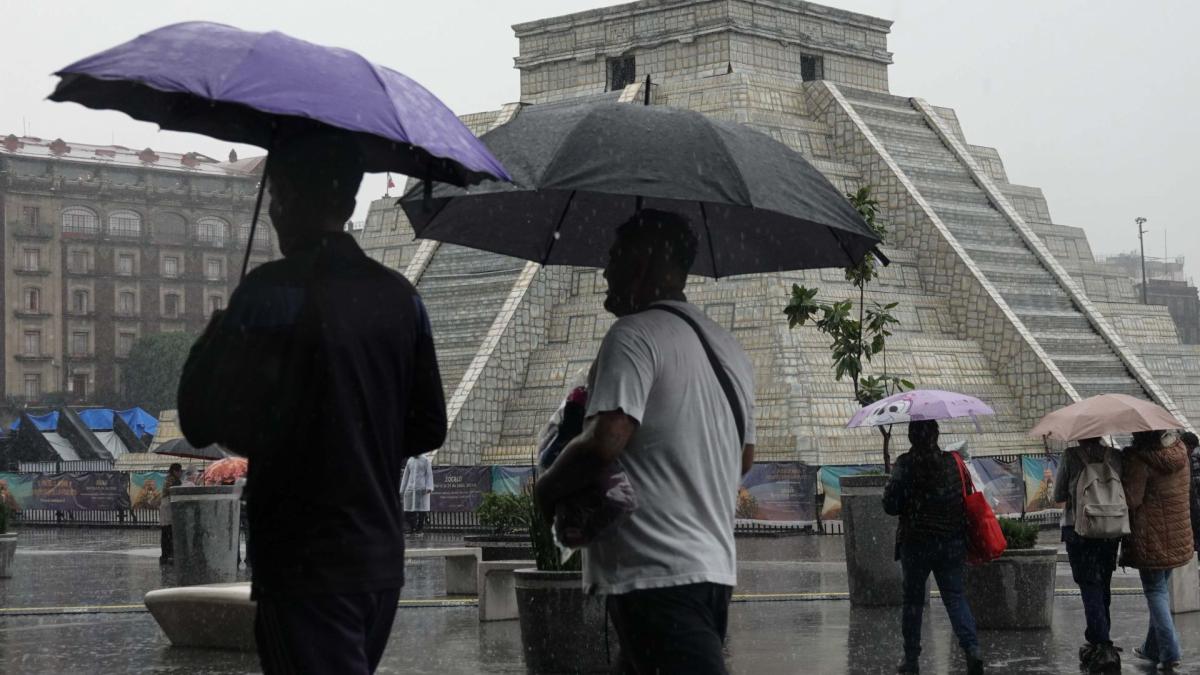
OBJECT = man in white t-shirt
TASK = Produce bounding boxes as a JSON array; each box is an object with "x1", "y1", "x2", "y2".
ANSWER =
[{"x1": 536, "y1": 209, "x2": 756, "y2": 674}]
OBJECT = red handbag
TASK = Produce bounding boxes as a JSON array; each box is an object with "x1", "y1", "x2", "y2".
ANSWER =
[{"x1": 952, "y1": 452, "x2": 1007, "y2": 566}]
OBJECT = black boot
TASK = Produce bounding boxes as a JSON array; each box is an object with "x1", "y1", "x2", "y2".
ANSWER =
[
  {"x1": 1080, "y1": 643, "x2": 1100, "y2": 667},
  {"x1": 895, "y1": 658, "x2": 919, "y2": 674},
  {"x1": 965, "y1": 649, "x2": 984, "y2": 675},
  {"x1": 1088, "y1": 643, "x2": 1121, "y2": 674}
]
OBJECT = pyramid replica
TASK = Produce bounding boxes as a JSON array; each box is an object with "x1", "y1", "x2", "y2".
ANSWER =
[{"x1": 352, "y1": 0, "x2": 1198, "y2": 466}]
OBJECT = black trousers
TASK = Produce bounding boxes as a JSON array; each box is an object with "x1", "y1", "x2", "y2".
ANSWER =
[
  {"x1": 159, "y1": 526, "x2": 173, "y2": 561},
  {"x1": 255, "y1": 588, "x2": 401, "y2": 675},
  {"x1": 608, "y1": 582, "x2": 733, "y2": 675}
]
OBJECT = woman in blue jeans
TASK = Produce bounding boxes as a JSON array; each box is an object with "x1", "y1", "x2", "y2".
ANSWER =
[
  {"x1": 1122, "y1": 430, "x2": 1194, "y2": 672},
  {"x1": 883, "y1": 420, "x2": 984, "y2": 675}
]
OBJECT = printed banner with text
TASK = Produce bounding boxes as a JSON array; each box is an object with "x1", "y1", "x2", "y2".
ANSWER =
[
  {"x1": 431, "y1": 466, "x2": 493, "y2": 512},
  {"x1": 738, "y1": 462, "x2": 818, "y2": 523}
]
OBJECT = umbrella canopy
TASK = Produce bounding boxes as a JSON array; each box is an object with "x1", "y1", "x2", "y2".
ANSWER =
[
  {"x1": 848, "y1": 390, "x2": 995, "y2": 428},
  {"x1": 48, "y1": 21, "x2": 509, "y2": 186},
  {"x1": 1028, "y1": 394, "x2": 1184, "y2": 442},
  {"x1": 401, "y1": 102, "x2": 881, "y2": 278},
  {"x1": 153, "y1": 437, "x2": 230, "y2": 461},
  {"x1": 201, "y1": 457, "x2": 249, "y2": 485}
]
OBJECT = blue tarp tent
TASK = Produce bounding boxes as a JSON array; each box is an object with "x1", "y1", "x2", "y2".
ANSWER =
[
  {"x1": 8, "y1": 411, "x2": 59, "y2": 432},
  {"x1": 77, "y1": 408, "x2": 115, "y2": 430},
  {"x1": 118, "y1": 408, "x2": 158, "y2": 437}
]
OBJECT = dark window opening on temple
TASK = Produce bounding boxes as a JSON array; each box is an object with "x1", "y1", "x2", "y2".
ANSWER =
[
  {"x1": 607, "y1": 55, "x2": 636, "y2": 91},
  {"x1": 801, "y1": 54, "x2": 824, "y2": 82}
]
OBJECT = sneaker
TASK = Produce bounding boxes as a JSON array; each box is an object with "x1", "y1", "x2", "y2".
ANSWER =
[
  {"x1": 1134, "y1": 647, "x2": 1156, "y2": 663},
  {"x1": 1157, "y1": 661, "x2": 1181, "y2": 672},
  {"x1": 1088, "y1": 644, "x2": 1122, "y2": 674}
]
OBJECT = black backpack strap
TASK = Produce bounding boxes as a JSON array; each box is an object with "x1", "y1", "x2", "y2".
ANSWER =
[{"x1": 650, "y1": 304, "x2": 746, "y2": 446}]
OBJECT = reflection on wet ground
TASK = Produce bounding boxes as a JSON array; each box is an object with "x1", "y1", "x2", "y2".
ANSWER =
[{"x1": 1, "y1": 529, "x2": 1197, "y2": 673}]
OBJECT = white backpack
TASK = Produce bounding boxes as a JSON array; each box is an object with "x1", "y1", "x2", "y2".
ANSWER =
[{"x1": 1072, "y1": 448, "x2": 1130, "y2": 539}]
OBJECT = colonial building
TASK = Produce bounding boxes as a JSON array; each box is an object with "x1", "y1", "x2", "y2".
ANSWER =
[
  {"x1": 0, "y1": 135, "x2": 274, "y2": 404},
  {"x1": 349, "y1": 0, "x2": 1199, "y2": 467}
]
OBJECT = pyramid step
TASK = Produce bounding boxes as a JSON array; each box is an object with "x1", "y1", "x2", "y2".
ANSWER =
[
  {"x1": 839, "y1": 86, "x2": 915, "y2": 109},
  {"x1": 959, "y1": 242, "x2": 1040, "y2": 266},
  {"x1": 1070, "y1": 378, "x2": 1147, "y2": 400},
  {"x1": 901, "y1": 163, "x2": 975, "y2": 185},
  {"x1": 1049, "y1": 354, "x2": 1132, "y2": 379},
  {"x1": 973, "y1": 261, "x2": 1054, "y2": 285},
  {"x1": 1016, "y1": 309, "x2": 1093, "y2": 333},
  {"x1": 849, "y1": 101, "x2": 925, "y2": 126},
  {"x1": 863, "y1": 121, "x2": 941, "y2": 145},
  {"x1": 1031, "y1": 331, "x2": 1108, "y2": 354},
  {"x1": 911, "y1": 184, "x2": 992, "y2": 209},
  {"x1": 995, "y1": 286, "x2": 1078, "y2": 312}
]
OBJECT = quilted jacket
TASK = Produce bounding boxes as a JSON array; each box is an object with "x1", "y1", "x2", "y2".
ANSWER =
[{"x1": 1121, "y1": 439, "x2": 1195, "y2": 570}]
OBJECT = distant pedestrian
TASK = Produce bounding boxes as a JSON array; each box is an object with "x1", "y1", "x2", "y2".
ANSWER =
[
  {"x1": 1123, "y1": 430, "x2": 1194, "y2": 672},
  {"x1": 1054, "y1": 437, "x2": 1124, "y2": 672},
  {"x1": 400, "y1": 454, "x2": 434, "y2": 534},
  {"x1": 883, "y1": 420, "x2": 984, "y2": 675},
  {"x1": 1184, "y1": 431, "x2": 1200, "y2": 555},
  {"x1": 159, "y1": 463, "x2": 183, "y2": 565}
]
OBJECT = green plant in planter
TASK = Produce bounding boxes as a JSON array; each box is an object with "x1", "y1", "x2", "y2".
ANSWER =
[
  {"x1": 476, "y1": 493, "x2": 531, "y2": 534},
  {"x1": 527, "y1": 493, "x2": 581, "y2": 572},
  {"x1": 998, "y1": 518, "x2": 1039, "y2": 550}
]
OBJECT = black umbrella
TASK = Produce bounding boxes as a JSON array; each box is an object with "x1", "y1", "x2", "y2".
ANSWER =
[
  {"x1": 401, "y1": 102, "x2": 881, "y2": 278},
  {"x1": 153, "y1": 438, "x2": 231, "y2": 461}
]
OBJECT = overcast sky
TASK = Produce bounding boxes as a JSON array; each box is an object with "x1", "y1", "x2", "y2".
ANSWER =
[{"x1": 3, "y1": 0, "x2": 1195, "y2": 280}]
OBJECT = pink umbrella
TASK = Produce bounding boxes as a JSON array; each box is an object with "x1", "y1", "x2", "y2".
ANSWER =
[
  {"x1": 847, "y1": 389, "x2": 994, "y2": 428},
  {"x1": 1028, "y1": 394, "x2": 1184, "y2": 442}
]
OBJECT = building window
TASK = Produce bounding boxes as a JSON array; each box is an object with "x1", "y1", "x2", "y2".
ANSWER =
[
  {"x1": 23, "y1": 248, "x2": 40, "y2": 272},
  {"x1": 163, "y1": 256, "x2": 180, "y2": 278},
  {"x1": 71, "y1": 373, "x2": 88, "y2": 399},
  {"x1": 21, "y1": 206, "x2": 40, "y2": 227},
  {"x1": 197, "y1": 217, "x2": 228, "y2": 246},
  {"x1": 24, "y1": 287, "x2": 40, "y2": 312},
  {"x1": 800, "y1": 54, "x2": 824, "y2": 82},
  {"x1": 209, "y1": 295, "x2": 224, "y2": 313},
  {"x1": 118, "y1": 291, "x2": 137, "y2": 315},
  {"x1": 117, "y1": 253, "x2": 136, "y2": 276},
  {"x1": 164, "y1": 293, "x2": 181, "y2": 318},
  {"x1": 607, "y1": 55, "x2": 637, "y2": 91},
  {"x1": 62, "y1": 207, "x2": 99, "y2": 234},
  {"x1": 108, "y1": 210, "x2": 142, "y2": 237},
  {"x1": 69, "y1": 249, "x2": 92, "y2": 274},
  {"x1": 118, "y1": 331, "x2": 136, "y2": 357},
  {"x1": 23, "y1": 331, "x2": 41, "y2": 356},
  {"x1": 240, "y1": 222, "x2": 271, "y2": 249},
  {"x1": 72, "y1": 289, "x2": 90, "y2": 314},
  {"x1": 206, "y1": 258, "x2": 223, "y2": 281},
  {"x1": 71, "y1": 331, "x2": 90, "y2": 357},
  {"x1": 23, "y1": 374, "x2": 41, "y2": 400}
]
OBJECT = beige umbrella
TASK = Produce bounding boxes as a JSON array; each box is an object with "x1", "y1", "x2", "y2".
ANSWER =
[{"x1": 1029, "y1": 394, "x2": 1185, "y2": 442}]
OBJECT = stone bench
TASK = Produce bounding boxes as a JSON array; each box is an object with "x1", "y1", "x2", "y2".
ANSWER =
[
  {"x1": 145, "y1": 547, "x2": 484, "y2": 651},
  {"x1": 145, "y1": 583, "x2": 255, "y2": 651},
  {"x1": 406, "y1": 546, "x2": 481, "y2": 596},
  {"x1": 477, "y1": 560, "x2": 534, "y2": 622}
]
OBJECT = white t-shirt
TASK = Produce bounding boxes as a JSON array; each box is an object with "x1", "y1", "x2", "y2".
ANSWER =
[{"x1": 584, "y1": 300, "x2": 756, "y2": 595}]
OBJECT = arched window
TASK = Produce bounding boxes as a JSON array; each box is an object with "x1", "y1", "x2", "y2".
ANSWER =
[
  {"x1": 155, "y1": 212, "x2": 187, "y2": 240},
  {"x1": 108, "y1": 210, "x2": 142, "y2": 237},
  {"x1": 197, "y1": 217, "x2": 228, "y2": 246},
  {"x1": 24, "y1": 287, "x2": 40, "y2": 312},
  {"x1": 62, "y1": 206, "x2": 99, "y2": 234},
  {"x1": 239, "y1": 222, "x2": 271, "y2": 249}
]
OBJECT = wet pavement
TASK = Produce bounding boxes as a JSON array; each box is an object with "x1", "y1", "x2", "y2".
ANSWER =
[{"x1": 2, "y1": 528, "x2": 1198, "y2": 673}]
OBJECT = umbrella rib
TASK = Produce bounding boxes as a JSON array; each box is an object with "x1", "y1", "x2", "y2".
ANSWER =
[
  {"x1": 540, "y1": 190, "x2": 576, "y2": 266},
  {"x1": 240, "y1": 151, "x2": 273, "y2": 280}
]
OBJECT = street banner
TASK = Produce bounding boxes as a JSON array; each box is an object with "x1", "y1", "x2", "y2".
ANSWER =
[
  {"x1": 431, "y1": 466, "x2": 492, "y2": 512},
  {"x1": 967, "y1": 457, "x2": 1025, "y2": 517},
  {"x1": 129, "y1": 471, "x2": 168, "y2": 510},
  {"x1": 818, "y1": 465, "x2": 883, "y2": 521},
  {"x1": 737, "y1": 462, "x2": 818, "y2": 523},
  {"x1": 1022, "y1": 454, "x2": 1064, "y2": 513},
  {"x1": 0, "y1": 472, "x2": 34, "y2": 511},
  {"x1": 10, "y1": 472, "x2": 133, "y2": 511},
  {"x1": 491, "y1": 466, "x2": 535, "y2": 496}
]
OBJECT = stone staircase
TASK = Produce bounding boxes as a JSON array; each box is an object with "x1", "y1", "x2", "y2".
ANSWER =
[
  {"x1": 416, "y1": 244, "x2": 527, "y2": 397},
  {"x1": 839, "y1": 86, "x2": 1147, "y2": 402}
]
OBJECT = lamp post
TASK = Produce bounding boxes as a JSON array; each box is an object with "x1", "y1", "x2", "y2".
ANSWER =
[{"x1": 1136, "y1": 217, "x2": 1148, "y2": 304}]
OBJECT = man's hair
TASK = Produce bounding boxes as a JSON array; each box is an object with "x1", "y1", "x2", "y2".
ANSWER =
[
  {"x1": 169, "y1": 463, "x2": 182, "y2": 473},
  {"x1": 1182, "y1": 431, "x2": 1199, "y2": 450},
  {"x1": 268, "y1": 130, "x2": 365, "y2": 219},
  {"x1": 616, "y1": 209, "x2": 699, "y2": 276}
]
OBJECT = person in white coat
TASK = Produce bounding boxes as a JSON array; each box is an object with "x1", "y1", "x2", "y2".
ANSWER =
[{"x1": 400, "y1": 454, "x2": 434, "y2": 534}]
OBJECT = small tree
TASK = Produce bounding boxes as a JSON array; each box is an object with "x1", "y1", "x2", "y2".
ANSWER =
[
  {"x1": 784, "y1": 187, "x2": 912, "y2": 471},
  {"x1": 123, "y1": 332, "x2": 198, "y2": 416}
]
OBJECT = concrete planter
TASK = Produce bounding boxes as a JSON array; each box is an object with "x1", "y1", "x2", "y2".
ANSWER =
[
  {"x1": 464, "y1": 534, "x2": 536, "y2": 562},
  {"x1": 170, "y1": 485, "x2": 242, "y2": 587},
  {"x1": 965, "y1": 547, "x2": 1056, "y2": 629},
  {"x1": 514, "y1": 569, "x2": 611, "y2": 673},
  {"x1": 842, "y1": 474, "x2": 906, "y2": 606},
  {"x1": 0, "y1": 532, "x2": 16, "y2": 578}
]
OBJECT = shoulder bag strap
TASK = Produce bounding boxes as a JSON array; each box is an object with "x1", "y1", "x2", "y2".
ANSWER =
[
  {"x1": 952, "y1": 451, "x2": 973, "y2": 497},
  {"x1": 650, "y1": 304, "x2": 746, "y2": 446}
]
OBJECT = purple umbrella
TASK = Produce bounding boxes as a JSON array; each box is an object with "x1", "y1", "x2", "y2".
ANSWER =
[
  {"x1": 847, "y1": 389, "x2": 994, "y2": 429},
  {"x1": 48, "y1": 22, "x2": 510, "y2": 276}
]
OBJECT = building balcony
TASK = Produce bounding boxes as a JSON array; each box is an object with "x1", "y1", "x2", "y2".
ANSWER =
[
  {"x1": 14, "y1": 309, "x2": 52, "y2": 320},
  {"x1": 10, "y1": 226, "x2": 54, "y2": 240},
  {"x1": 65, "y1": 310, "x2": 97, "y2": 319},
  {"x1": 114, "y1": 310, "x2": 141, "y2": 319},
  {"x1": 196, "y1": 237, "x2": 229, "y2": 249},
  {"x1": 66, "y1": 352, "x2": 95, "y2": 360},
  {"x1": 14, "y1": 353, "x2": 52, "y2": 363},
  {"x1": 14, "y1": 268, "x2": 52, "y2": 277},
  {"x1": 65, "y1": 267, "x2": 96, "y2": 277}
]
